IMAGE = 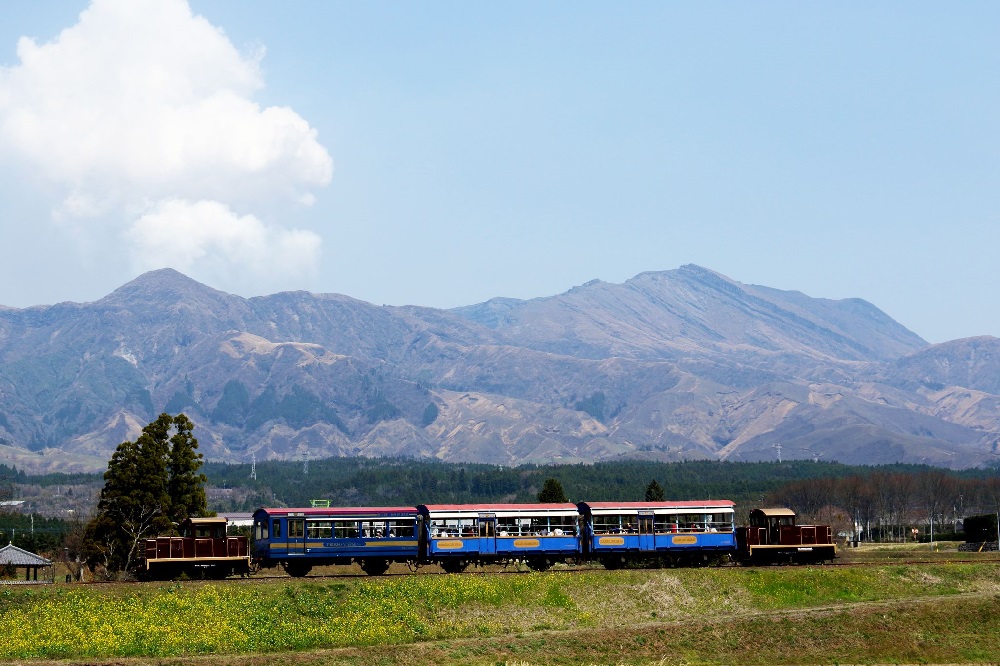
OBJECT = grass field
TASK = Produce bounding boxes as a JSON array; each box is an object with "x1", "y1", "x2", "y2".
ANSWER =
[{"x1": 3, "y1": 545, "x2": 1000, "y2": 665}]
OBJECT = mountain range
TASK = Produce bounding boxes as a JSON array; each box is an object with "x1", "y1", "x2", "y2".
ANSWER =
[{"x1": 1, "y1": 264, "x2": 997, "y2": 473}]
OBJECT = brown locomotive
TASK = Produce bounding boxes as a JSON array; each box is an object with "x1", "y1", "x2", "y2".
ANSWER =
[
  {"x1": 736, "y1": 508, "x2": 836, "y2": 564},
  {"x1": 142, "y1": 517, "x2": 251, "y2": 579}
]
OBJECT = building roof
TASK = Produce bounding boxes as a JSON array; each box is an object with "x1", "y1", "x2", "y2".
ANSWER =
[{"x1": 0, "y1": 543, "x2": 52, "y2": 566}]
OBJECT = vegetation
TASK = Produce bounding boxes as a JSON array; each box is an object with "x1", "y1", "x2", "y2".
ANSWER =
[
  {"x1": 644, "y1": 478, "x2": 665, "y2": 501},
  {"x1": 537, "y1": 478, "x2": 568, "y2": 503},
  {"x1": 200, "y1": 457, "x2": 999, "y2": 517},
  {"x1": 1, "y1": 560, "x2": 999, "y2": 662},
  {"x1": 82, "y1": 413, "x2": 209, "y2": 575},
  {"x1": 0, "y1": 512, "x2": 75, "y2": 555},
  {"x1": 769, "y1": 468, "x2": 1000, "y2": 541}
]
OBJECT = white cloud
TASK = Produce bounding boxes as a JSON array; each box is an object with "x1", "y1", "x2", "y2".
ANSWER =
[
  {"x1": 0, "y1": 0, "x2": 332, "y2": 290},
  {"x1": 127, "y1": 199, "x2": 321, "y2": 290}
]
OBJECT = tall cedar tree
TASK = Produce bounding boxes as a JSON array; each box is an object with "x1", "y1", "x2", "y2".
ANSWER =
[
  {"x1": 537, "y1": 478, "x2": 568, "y2": 503},
  {"x1": 85, "y1": 413, "x2": 208, "y2": 575},
  {"x1": 168, "y1": 414, "x2": 209, "y2": 523},
  {"x1": 644, "y1": 479, "x2": 665, "y2": 502}
]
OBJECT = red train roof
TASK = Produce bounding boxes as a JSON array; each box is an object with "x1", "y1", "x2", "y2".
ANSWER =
[
  {"x1": 579, "y1": 500, "x2": 735, "y2": 509},
  {"x1": 419, "y1": 503, "x2": 579, "y2": 512},
  {"x1": 255, "y1": 507, "x2": 417, "y2": 516}
]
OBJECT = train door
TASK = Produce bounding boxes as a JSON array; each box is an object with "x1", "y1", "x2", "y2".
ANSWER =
[
  {"x1": 638, "y1": 511, "x2": 655, "y2": 551},
  {"x1": 288, "y1": 518, "x2": 306, "y2": 553},
  {"x1": 478, "y1": 513, "x2": 497, "y2": 556}
]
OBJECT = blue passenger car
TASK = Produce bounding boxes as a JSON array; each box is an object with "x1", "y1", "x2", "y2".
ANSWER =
[
  {"x1": 252, "y1": 506, "x2": 419, "y2": 576},
  {"x1": 417, "y1": 503, "x2": 582, "y2": 572},
  {"x1": 577, "y1": 500, "x2": 737, "y2": 568}
]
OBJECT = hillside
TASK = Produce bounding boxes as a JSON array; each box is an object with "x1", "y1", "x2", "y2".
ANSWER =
[{"x1": 0, "y1": 265, "x2": 997, "y2": 472}]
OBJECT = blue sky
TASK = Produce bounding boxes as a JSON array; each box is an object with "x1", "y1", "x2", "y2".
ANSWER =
[{"x1": 1, "y1": 2, "x2": 998, "y2": 344}]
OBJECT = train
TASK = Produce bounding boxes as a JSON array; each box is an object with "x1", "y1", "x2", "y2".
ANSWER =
[
  {"x1": 141, "y1": 500, "x2": 835, "y2": 579},
  {"x1": 143, "y1": 500, "x2": 837, "y2": 578},
  {"x1": 142, "y1": 516, "x2": 252, "y2": 579}
]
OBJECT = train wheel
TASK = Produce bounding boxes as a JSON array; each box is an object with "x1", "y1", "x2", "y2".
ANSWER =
[
  {"x1": 440, "y1": 559, "x2": 469, "y2": 574},
  {"x1": 526, "y1": 558, "x2": 551, "y2": 572},
  {"x1": 361, "y1": 559, "x2": 390, "y2": 576},
  {"x1": 601, "y1": 555, "x2": 626, "y2": 570},
  {"x1": 209, "y1": 565, "x2": 231, "y2": 580},
  {"x1": 284, "y1": 561, "x2": 312, "y2": 578}
]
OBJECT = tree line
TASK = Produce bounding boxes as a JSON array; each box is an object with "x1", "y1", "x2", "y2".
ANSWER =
[{"x1": 767, "y1": 469, "x2": 1000, "y2": 541}]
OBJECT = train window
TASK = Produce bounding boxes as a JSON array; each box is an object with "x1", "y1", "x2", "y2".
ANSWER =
[
  {"x1": 547, "y1": 515, "x2": 576, "y2": 536},
  {"x1": 592, "y1": 515, "x2": 624, "y2": 534},
  {"x1": 360, "y1": 521, "x2": 388, "y2": 538},
  {"x1": 288, "y1": 520, "x2": 304, "y2": 539},
  {"x1": 386, "y1": 520, "x2": 414, "y2": 538},
  {"x1": 256, "y1": 521, "x2": 268, "y2": 540},
  {"x1": 708, "y1": 513, "x2": 733, "y2": 532},
  {"x1": 678, "y1": 514, "x2": 705, "y2": 532},
  {"x1": 496, "y1": 517, "x2": 526, "y2": 536},
  {"x1": 430, "y1": 518, "x2": 477, "y2": 537},
  {"x1": 272, "y1": 520, "x2": 281, "y2": 538},
  {"x1": 654, "y1": 516, "x2": 678, "y2": 533},
  {"x1": 307, "y1": 521, "x2": 333, "y2": 539},
  {"x1": 333, "y1": 521, "x2": 360, "y2": 538}
]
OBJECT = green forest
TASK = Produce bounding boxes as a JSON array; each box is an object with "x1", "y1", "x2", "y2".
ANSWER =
[{"x1": 200, "y1": 457, "x2": 969, "y2": 512}]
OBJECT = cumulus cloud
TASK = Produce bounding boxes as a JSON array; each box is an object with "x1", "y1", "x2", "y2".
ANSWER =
[
  {"x1": 127, "y1": 199, "x2": 322, "y2": 289},
  {"x1": 0, "y1": 0, "x2": 332, "y2": 291}
]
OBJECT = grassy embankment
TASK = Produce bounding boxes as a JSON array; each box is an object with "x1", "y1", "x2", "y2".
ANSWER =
[{"x1": 2, "y1": 546, "x2": 1000, "y2": 665}]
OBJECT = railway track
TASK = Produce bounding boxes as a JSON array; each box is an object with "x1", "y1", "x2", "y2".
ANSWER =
[{"x1": 69, "y1": 553, "x2": 1000, "y2": 586}]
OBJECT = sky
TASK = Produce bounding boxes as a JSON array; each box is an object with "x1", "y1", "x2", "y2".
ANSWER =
[{"x1": 1, "y1": 2, "x2": 998, "y2": 344}]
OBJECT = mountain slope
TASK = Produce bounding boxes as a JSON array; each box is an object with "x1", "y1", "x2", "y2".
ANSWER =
[{"x1": 0, "y1": 266, "x2": 997, "y2": 473}]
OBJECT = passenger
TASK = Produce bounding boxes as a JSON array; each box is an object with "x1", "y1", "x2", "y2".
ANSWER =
[{"x1": 553, "y1": 528, "x2": 564, "y2": 536}]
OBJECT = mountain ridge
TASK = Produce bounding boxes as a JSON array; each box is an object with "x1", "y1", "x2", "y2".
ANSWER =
[{"x1": 0, "y1": 266, "x2": 996, "y2": 473}]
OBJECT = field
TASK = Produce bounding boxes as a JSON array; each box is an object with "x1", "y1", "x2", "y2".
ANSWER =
[{"x1": 3, "y1": 544, "x2": 1000, "y2": 665}]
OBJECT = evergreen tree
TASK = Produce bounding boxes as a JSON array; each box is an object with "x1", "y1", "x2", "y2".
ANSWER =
[
  {"x1": 168, "y1": 413, "x2": 209, "y2": 523},
  {"x1": 84, "y1": 413, "x2": 208, "y2": 576},
  {"x1": 644, "y1": 479, "x2": 665, "y2": 502},
  {"x1": 537, "y1": 478, "x2": 568, "y2": 503}
]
